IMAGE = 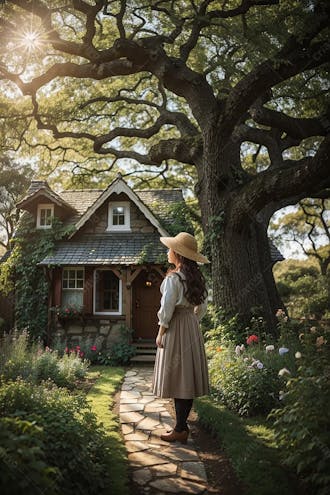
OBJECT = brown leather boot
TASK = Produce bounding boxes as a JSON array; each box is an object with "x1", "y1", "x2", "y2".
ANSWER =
[{"x1": 160, "y1": 429, "x2": 189, "y2": 444}]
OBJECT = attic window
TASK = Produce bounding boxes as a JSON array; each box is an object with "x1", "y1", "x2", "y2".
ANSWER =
[
  {"x1": 107, "y1": 201, "x2": 131, "y2": 231},
  {"x1": 37, "y1": 203, "x2": 54, "y2": 229}
]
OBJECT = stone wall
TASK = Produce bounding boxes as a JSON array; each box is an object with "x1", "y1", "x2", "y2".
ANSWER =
[{"x1": 54, "y1": 316, "x2": 129, "y2": 349}]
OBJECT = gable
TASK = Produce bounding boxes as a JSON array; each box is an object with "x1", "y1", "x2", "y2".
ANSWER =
[{"x1": 68, "y1": 176, "x2": 169, "y2": 238}]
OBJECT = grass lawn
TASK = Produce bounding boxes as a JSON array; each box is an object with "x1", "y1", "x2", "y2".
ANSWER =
[
  {"x1": 194, "y1": 396, "x2": 301, "y2": 495},
  {"x1": 87, "y1": 365, "x2": 129, "y2": 495}
]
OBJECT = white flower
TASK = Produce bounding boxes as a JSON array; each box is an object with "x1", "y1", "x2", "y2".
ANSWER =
[
  {"x1": 278, "y1": 367, "x2": 291, "y2": 377},
  {"x1": 257, "y1": 362, "x2": 264, "y2": 369},
  {"x1": 295, "y1": 351, "x2": 302, "y2": 359},
  {"x1": 265, "y1": 345, "x2": 275, "y2": 353},
  {"x1": 240, "y1": 344, "x2": 245, "y2": 352},
  {"x1": 243, "y1": 357, "x2": 249, "y2": 362},
  {"x1": 279, "y1": 347, "x2": 289, "y2": 356},
  {"x1": 279, "y1": 390, "x2": 285, "y2": 400},
  {"x1": 235, "y1": 345, "x2": 241, "y2": 356}
]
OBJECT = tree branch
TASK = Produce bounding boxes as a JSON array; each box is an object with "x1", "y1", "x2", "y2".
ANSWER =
[
  {"x1": 228, "y1": 134, "x2": 330, "y2": 230},
  {"x1": 221, "y1": 3, "x2": 330, "y2": 137},
  {"x1": 250, "y1": 105, "x2": 330, "y2": 139}
]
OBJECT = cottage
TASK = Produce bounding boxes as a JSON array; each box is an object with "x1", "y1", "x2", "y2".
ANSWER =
[{"x1": 15, "y1": 174, "x2": 191, "y2": 348}]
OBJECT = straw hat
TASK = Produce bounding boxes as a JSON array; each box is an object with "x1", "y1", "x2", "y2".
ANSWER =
[{"x1": 160, "y1": 232, "x2": 210, "y2": 264}]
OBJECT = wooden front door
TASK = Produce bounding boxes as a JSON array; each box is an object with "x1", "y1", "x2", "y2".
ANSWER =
[{"x1": 132, "y1": 270, "x2": 163, "y2": 340}]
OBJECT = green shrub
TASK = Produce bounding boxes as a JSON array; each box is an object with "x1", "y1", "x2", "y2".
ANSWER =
[
  {"x1": 0, "y1": 330, "x2": 89, "y2": 388},
  {"x1": 209, "y1": 346, "x2": 282, "y2": 416},
  {"x1": 98, "y1": 342, "x2": 136, "y2": 366},
  {"x1": 0, "y1": 379, "x2": 113, "y2": 495},
  {"x1": 269, "y1": 326, "x2": 330, "y2": 495},
  {"x1": 0, "y1": 417, "x2": 59, "y2": 495}
]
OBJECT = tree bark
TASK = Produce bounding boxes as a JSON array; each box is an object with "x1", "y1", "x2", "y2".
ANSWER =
[{"x1": 198, "y1": 130, "x2": 283, "y2": 335}]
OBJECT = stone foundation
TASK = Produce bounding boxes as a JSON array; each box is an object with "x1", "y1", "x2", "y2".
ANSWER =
[{"x1": 53, "y1": 316, "x2": 128, "y2": 349}]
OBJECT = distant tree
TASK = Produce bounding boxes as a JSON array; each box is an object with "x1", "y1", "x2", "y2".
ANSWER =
[
  {"x1": 0, "y1": 156, "x2": 32, "y2": 250},
  {"x1": 273, "y1": 258, "x2": 329, "y2": 320},
  {"x1": 270, "y1": 199, "x2": 330, "y2": 276}
]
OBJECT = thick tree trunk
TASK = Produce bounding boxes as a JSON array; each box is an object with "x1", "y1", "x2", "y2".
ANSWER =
[{"x1": 197, "y1": 130, "x2": 283, "y2": 336}]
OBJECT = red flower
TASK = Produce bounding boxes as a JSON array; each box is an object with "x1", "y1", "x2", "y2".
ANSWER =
[
  {"x1": 91, "y1": 345, "x2": 97, "y2": 351},
  {"x1": 65, "y1": 347, "x2": 69, "y2": 353},
  {"x1": 65, "y1": 308, "x2": 69, "y2": 313},
  {"x1": 76, "y1": 346, "x2": 80, "y2": 350},
  {"x1": 246, "y1": 334, "x2": 259, "y2": 345},
  {"x1": 79, "y1": 351, "x2": 84, "y2": 358}
]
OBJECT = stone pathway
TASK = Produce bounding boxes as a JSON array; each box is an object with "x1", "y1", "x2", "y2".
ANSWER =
[{"x1": 119, "y1": 366, "x2": 209, "y2": 494}]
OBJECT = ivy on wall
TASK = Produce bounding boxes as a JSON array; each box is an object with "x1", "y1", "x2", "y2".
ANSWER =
[{"x1": 0, "y1": 214, "x2": 74, "y2": 340}]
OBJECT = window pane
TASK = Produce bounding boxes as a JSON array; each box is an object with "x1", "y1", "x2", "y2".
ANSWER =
[
  {"x1": 76, "y1": 279, "x2": 83, "y2": 289},
  {"x1": 95, "y1": 270, "x2": 120, "y2": 312},
  {"x1": 62, "y1": 290, "x2": 83, "y2": 307},
  {"x1": 63, "y1": 270, "x2": 69, "y2": 280},
  {"x1": 63, "y1": 280, "x2": 68, "y2": 289},
  {"x1": 77, "y1": 270, "x2": 84, "y2": 279}
]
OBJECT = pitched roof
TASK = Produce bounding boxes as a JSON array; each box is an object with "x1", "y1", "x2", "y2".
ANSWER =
[
  {"x1": 17, "y1": 180, "x2": 76, "y2": 213},
  {"x1": 71, "y1": 176, "x2": 169, "y2": 237},
  {"x1": 38, "y1": 233, "x2": 166, "y2": 266}
]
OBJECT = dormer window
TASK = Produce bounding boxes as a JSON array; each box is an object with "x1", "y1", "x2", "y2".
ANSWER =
[
  {"x1": 107, "y1": 201, "x2": 131, "y2": 231},
  {"x1": 37, "y1": 203, "x2": 54, "y2": 229}
]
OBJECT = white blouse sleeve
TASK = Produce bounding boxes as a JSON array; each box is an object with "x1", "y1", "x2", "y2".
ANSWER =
[
  {"x1": 194, "y1": 295, "x2": 208, "y2": 320},
  {"x1": 157, "y1": 275, "x2": 180, "y2": 328}
]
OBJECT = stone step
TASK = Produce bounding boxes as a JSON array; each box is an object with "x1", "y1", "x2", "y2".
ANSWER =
[{"x1": 130, "y1": 354, "x2": 156, "y2": 363}]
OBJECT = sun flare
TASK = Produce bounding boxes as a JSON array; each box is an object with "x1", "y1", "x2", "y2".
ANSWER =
[{"x1": 20, "y1": 28, "x2": 44, "y2": 53}]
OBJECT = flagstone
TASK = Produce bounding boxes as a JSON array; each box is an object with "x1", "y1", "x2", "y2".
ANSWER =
[
  {"x1": 132, "y1": 468, "x2": 153, "y2": 486},
  {"x1": 125, "y1": 431, "x2": 149, "y2": 441},
  {"x1": 120, "y1": 403, "x2": 145, "y2": 413},
  {"x1": 125, "y1": 441, "x2": 149, "y2": 453},
  {"x1": 149, "y1": 477, "x2": 206, "y2": 494},
  {"x1": 129, "y1": 451, "x2": 169, "y2": 467},
  {"x1": 135, "y1": 416, "x2": 161, "y2": 430},
  {"x1": 121, "y1": 424, "x2": 134, "y2": 435},
  {"x1": 120, "y1": 411, "x2": 144, "y2": 424},
  {"x1": 181, "y1": 462, "x2": 208, "y2": 482},
  {"x1": 149, "y1": 463, "x2": 178, "y2": 477}
]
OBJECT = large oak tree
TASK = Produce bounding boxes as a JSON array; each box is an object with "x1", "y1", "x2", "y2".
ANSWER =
[{"x1": 0, "y1": 0, "x2": 329, "y2": 332}]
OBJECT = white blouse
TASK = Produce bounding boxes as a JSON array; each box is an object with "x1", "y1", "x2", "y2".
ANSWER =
[{"x1": 157, "y1": 271, "x2": 208, "y2": 328}]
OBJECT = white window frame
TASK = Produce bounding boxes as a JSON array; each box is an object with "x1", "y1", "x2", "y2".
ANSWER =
[
  {"x1": 93, "y1": 268, "x2": 122, "y2": 315},
  {"x1": 107, "y1": 201, "x2": 131, "y2": 232},
  {"x1": 61, "y1": 267, "x2": 84, "y2": 307},
  {"x1": 37, "y1": 203, "x2": 54, "y2": 229}
]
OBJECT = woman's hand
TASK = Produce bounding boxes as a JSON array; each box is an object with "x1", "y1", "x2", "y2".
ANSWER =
[{"x1": 156, "y1": 327, "x2": 166, "y2": 348}]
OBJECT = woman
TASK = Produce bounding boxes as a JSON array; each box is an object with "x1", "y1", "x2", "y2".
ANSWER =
[{"x1": 152, "y1": 232, "x2": 210, "y2": 444}]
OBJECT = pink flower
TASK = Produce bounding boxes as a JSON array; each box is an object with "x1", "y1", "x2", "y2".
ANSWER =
[
  {"x1": 76, "y1": 346, "x2": 80, "y2": 350},
  {"x1": 65, "y1": 347, "x2": 69, "y2": 353},
  {"x1": 91, "y1": 345, "x2": 97, "y2": 351},
  {"x1": 246, "y1": 335, "x2": 259, "y2": 345},
  {"x1": 65, "y1": 308, "x2": 69, "y2": 313},
  {"x1": 79, "y1": 351, "x2": 84, "y2": 358}
]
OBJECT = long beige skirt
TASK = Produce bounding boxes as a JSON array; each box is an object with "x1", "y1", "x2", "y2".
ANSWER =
[{"x1": 151, "y1": 307, "x2": 210, "y2": 399}]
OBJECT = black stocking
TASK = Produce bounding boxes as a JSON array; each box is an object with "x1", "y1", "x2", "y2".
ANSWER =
[{"x1": 174, "y1": 398, "x2": 193, "y2": 432}]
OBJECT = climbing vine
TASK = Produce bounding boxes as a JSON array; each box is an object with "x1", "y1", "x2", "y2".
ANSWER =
[{"x1": 0, "y1": 214, "x2": 74, "y2": 340}]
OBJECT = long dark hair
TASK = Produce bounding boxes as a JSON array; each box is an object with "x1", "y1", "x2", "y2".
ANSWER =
[{"x1": 169, "y1": 254, "x2": 207, "y2": 305}]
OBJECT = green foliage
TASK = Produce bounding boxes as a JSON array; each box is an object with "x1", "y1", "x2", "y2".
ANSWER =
[
  {"x1": 194, "y1": 397, "x2": 302, "y2": 495},
  {"x1": 0, "y1": 379, "x2": 113, "y2": 495},
  {"x1": 202, "y1": 304, "x2": 247, "y2": 344},
  {"x1": 205, "y1": 309, "x2": 309, "y2": 416},
  {"x1": 0, "y1": 416, "x2": 59, "y2": 495},
  {"x1": 101, "y1": 325, "x2": 136, "y2": 365},
  {"x1": 208, "y1": 346, "x2": 283, "y2": 416},
  {"x1": 0, "y1": 155, "x2": 33, "y2": 250},
  {"x1": 0, "y1": 214, "x2": 75, "y2": 339},
  {"x1": 269, "y1": 326, "x2": 330, "y2": 495},
  {"x1": 0, "y1": 330, "x2": 89, "y2": 388},
  {"x1": 274, "y1": 258, "x2": 329, "y2": 319}
]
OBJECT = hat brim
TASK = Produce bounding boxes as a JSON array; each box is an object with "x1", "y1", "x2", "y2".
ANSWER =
[{"x1": 160, "y1": 237, "x2": 210, "y2": 264}]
